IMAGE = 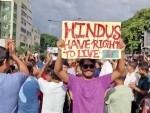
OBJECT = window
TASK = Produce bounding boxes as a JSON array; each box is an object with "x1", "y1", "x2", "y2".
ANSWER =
[
  {"x1": 21, "y1": 10, "x2": 26, "y2": 17},
  {"x1": 2, "y1": 3, "x2": 6, "y2": 7},
  {"x1": 14, "y1": 2, "x2": 17, "y2": 13},
  {"x1": 21, "y1": 18, "x2": 27, "y2": 26},
  {"x1": 28, "y1": 16, "x2": 32, "y2": 20},
  {"x1": 13, "y1": 24, "x2": 16, "y2": 30},
  {"x1": 0, "y1": 1, "x2": 11, "y2": 39},
  {"x1": 27, "y1": 21, "x2": 31, "y2": 26},
  {"x1": 27, "y1": 31, "x2": 31, "y2": 36},
  {"x1": 21, "y1": 3, "x2": 27, "y2": 10},
  {"x1": 21, "y1": 27, "x2": 26, "y2": 33},
  {"x1": 14, "y1": 2, "x2": 17, "y2": 9},
  {"x1": 20, "y1": 42, "x2": 25, "y2": 46},
  {"x1": 14, "y1": 14, "x2": 17, "y2": 18},
  {"x1": 13, "y1": 13, "x2": 17, "y2": 22},
  {"x1": 13, "y1": 32, "x2": 16, "y2": 40},
  {"x1": 24, "y1": 20, "x2": 26, "y2": 26},
  {"x1": 27, "y1": 31, "x2": 29, "y2": 36},
  {"x1": 21, "y1": 18, "x2": 24, "y2": 24},
  {"x1": 28, "y1": 9, "x2": 32, "y2": 13},
  {"x1": 21, "y1": 10, "x2": 23, "y2": 15},
  {"x1": 34, "y1": 36, "x2": 36, "y2": 40},
  {"x1": 2, "y1": 1, "x2": 11, "y2": 10}
]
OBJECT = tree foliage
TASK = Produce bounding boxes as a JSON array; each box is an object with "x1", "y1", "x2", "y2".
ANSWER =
[
  {"x1": 17, "y1": 43, "x2": 40, "y2": 55},
  {"x1": 122, "y1": 8, "x2": 150, "y2": 53},
  {"x1": 17, "y1": 34, "x2": 58, "y2": 55},
  {"x1": 40, "y1": 33, "x2": 58, "y2": 49},
  {"x1": 17, "y1": 46, "x2": 28, "y2": 55}
]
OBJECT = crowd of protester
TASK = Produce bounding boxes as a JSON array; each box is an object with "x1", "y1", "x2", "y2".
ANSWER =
[{"x1": 0, "y1": 39, "x2": 150, "y2": 113}]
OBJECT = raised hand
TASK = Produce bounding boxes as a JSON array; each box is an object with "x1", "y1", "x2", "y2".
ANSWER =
[
  {"x1": 27, "y1": 51, "x2": 31, "y2": 56},
  {"x1": 5, "y1": 39, "x2": 14, "y2": 49},
  {"x1": 119, "y1": 39, "x2": 126, "y2": 52},
  {"x1": 57, "y1": 39, "x2": 65, "y2": 51},
  {"x1": 19, "y1": 55, "x2": 24, "y2": 61},
  {"x1": 46, "y1": 52, "x2": 52, "y2": 63},
  {"x1": 9, "y1": 42, "x2": 16, "y2": 55}
]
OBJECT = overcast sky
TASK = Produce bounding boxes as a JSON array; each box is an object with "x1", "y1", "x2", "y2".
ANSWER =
[{"x1": 29, "y1": 0, "x2": 150, "y2": 38}]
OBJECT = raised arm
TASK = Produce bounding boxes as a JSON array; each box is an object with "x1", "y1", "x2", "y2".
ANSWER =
[
  {"x1": 54, "y1": 39, "x2": 69, "y2": 83},
  {"x1": 111, "y1": 39, "x2": 126, "y2": 82},
  {"x1": 9, "y1": 41, "x2": 29, "y2": 76},
  {"x1": 25, "y1": 51, "x2": 30, "y2": 63},
  {"x1": 37, "y1": 53, "x2": 51, "y2": 79}
]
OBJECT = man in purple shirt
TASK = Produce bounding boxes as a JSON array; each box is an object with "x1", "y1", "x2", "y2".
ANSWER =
[{"x1": 54, "y1": 39, "x2": 126, "y2": 113}]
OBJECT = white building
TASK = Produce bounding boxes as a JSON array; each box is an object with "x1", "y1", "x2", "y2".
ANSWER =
[
  {"x1": 31, "y1": 26, "x2": 40, "y2": 45},
  {"x1": 0, "y1": 0, "x2": 40, "y2": 47}
]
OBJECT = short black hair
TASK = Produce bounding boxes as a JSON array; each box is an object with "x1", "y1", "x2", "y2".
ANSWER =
[
  {"x1": 63, "y1": 61, "x2": 69, "y2": 67},
  {"x1": 9, "y1": 56, "x2": 13, "y2": 60},
  {"x1": 96, "y1": 62, "x2": 102, "y2": 66},
  {"x1": 29, "y1": 59, "x2": 36, "y2": 67},
  {"x1": 6, "y1": 65, "x2": 15, "y2": 73},
  {"x1": 26, "y1": 63, "x2": 33, "y2": 74},
  {"x1": 48, "y1": 61, "x2": 55, "y2": 70},
  {"x1": 39, "y1": 55, "x2": 45, "y2": 62},
  {"x1": 138, "y1": 61, "x2": 149, "y2": 72},
  {"x1": 0, "y1": 46, "x2": 9, "y2": 66},
  {"x1": 51, "y1": 70, "x2": 61, "y2": 81},
  {"x1": 79, "y1": 59, "x2": 96, "y2": 66},
  {"x1": 44, "y1": 68, "x2": 51, "y2": 74},
  {"x1": 9, "y1": 65, "x2": 15, "y2": 71},
  {"x1": 128, "y1": 61, "x2": 138, "y2": 69},
  {"x1": 44, "y1": 68, "x2": 61, "y2": 81}
]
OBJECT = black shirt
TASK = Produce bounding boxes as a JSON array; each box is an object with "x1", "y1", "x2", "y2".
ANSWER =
[{"x1": 136, "y1": 75, "x2": 150, "y2": 105}]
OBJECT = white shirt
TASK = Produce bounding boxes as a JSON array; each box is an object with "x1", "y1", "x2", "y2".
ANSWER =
[
  {"x1": 67, "y1": 67, "x2": 76, "y2": 75},
  {"x1": 38, "y1": 78, "x2": 67, "y2": 113},
  {"x1": 124, "y1": 72, "x2": 139, "y2": 86},
  {"x1": 135, "y1": 67, "x2": 139, "y2": 73},
  {"x1": 124, "y1": 72, "x2": 139, "y2": 101},
  {"x1": 99, "y1": 61, "x2": 113, "y2": 76}
]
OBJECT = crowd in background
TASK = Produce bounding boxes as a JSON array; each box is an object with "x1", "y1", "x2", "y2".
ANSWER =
[{"x1": 0, "y1": 39, "x2": 150, "y2": 113}]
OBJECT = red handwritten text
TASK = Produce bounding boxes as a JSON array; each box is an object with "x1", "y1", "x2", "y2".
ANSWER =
[
  {"x1": 64, "y1": 22, "x2": 121, "y2": 40},
  {"x1": 64, "y1": 50, "x2": 100, "y2": 58},
  {"x1": 63, "y1": 39, "x2": 119, "y2": 58},
  {"x1": 64, "y1": 39, "x2": 119, "y2": 50}
]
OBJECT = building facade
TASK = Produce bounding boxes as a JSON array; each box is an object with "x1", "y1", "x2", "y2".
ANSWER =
[
  {"x1": 31, "y1": 26, "x2": 40, "y2": 45},
  {"x1": 0, "y1": 0, "x2": 40, "y2": 47}
]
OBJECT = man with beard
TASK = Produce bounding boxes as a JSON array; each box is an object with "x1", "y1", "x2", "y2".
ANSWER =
[{"x1": 54, "y1": 39, "x2": 126, "y2": 113}]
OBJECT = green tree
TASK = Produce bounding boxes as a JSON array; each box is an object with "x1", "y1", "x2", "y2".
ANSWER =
[
  {"x1": 17, "y1": 46, "x2": 28, "y2": 55},
  {"x1": 122, "y1": 8, "x2": 150, "y2": 53},
  {"x1": 40, "y1": 33, "x2": 58, "y2": 49},
  {"x1": 30, "y1": 43, "x2": 40, "y2": 52},
  {"x1": 17, "y1": 43, "x2": 40, "y2": 55}
]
